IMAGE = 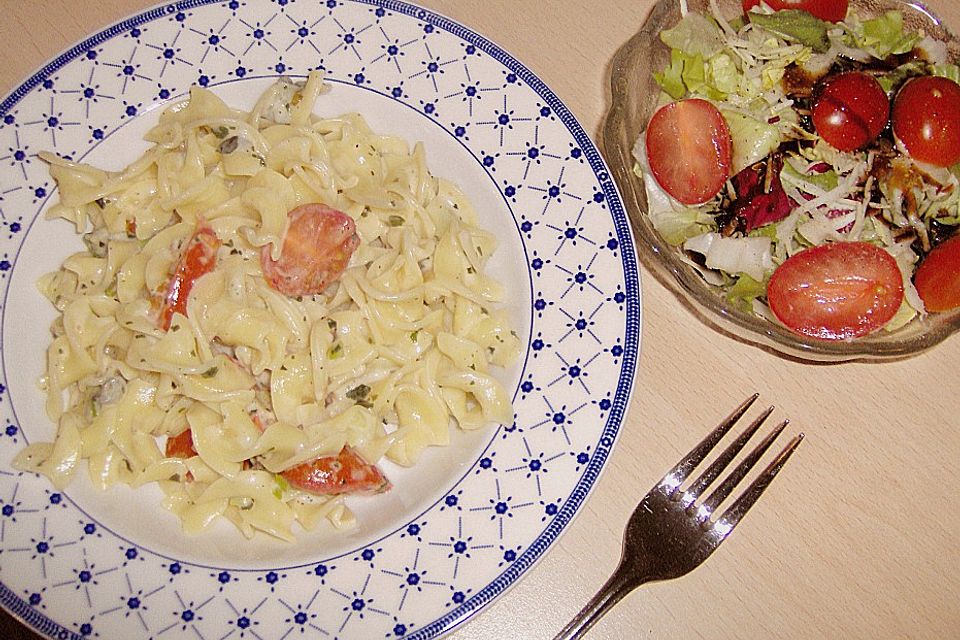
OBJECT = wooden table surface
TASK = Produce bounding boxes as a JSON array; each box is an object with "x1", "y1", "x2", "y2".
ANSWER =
[{"x1": 1, "y1": 1, "x2": 958, "y2": 638}]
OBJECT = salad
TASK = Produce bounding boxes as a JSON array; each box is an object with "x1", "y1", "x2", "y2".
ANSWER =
[{"x1": 633, "y1": 0, "x2": 960, "y2": 340}]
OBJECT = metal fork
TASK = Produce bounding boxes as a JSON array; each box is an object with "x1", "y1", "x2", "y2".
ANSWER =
[{"x1": 554, "y1": 394, "x2": 803, "y2": 640}]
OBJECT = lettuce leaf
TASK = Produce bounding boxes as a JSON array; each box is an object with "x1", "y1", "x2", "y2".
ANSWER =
[
  {"x1": 849, "y1": 11, "x2": 920, "y2": 59},
  {"x1": 659, "y1": 11, "x2": 725, "y2": 58},
  {"x1": 708, "y1": 53, "x2": 740, "y2": 96},
  {"x1": 681, "y1": 52, "x2": 709, "y2": 95},
  {"x1": 781, "y1": 161, "x2": 839, "y2": 192},
  {"x1": 653, "y1": 48, "x2": 728, "y2": 101},
  {"x1": 653, "y1": 49, "x2": 687, "y2": 99},
  {"x1": 631, "y1": 151, "x2": 714, "y2": 246},
  {"x1": 723, "y1": 110, "x2": 781, "y2": 173},
  {"x1": 683, "y1": 233, "x2": 775, "y2": 281},
  {"x1": 748, "y1": 10, "x2": 831, "y2": 53},
  {"x1": 649, "y1": 205, "x2": 714, "y2": 245},
  {"x1": 883, "y1": 299, "x2": 918, "y2": 332},
  {"x1": 726, "y1": 274, "x2": 768, "y2": 312},
  {"x1": 933, "y1": 63, "x2": 960, "y2": 84},
  {"x1": 876, "y1": 60, "x2": 927, "y2": 93}
]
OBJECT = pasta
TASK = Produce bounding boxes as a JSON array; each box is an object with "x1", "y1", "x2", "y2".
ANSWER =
[{"x1": 14, "y1": 73, "x2": 521, "y2": 541}]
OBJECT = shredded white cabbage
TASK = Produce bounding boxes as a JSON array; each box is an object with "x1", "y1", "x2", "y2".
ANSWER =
[{"x1": 684, "y1": 232, "x2": 774, "y2": 281}]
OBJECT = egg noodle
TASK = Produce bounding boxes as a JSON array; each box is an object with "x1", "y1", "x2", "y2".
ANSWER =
[{"x1": 14, "y1": 73, "x2": 520, "y2": 541}]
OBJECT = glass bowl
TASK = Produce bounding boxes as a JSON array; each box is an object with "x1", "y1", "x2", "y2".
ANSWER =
[{"x1": 600, "y1": 0, "x2": 960, "y2": 362}]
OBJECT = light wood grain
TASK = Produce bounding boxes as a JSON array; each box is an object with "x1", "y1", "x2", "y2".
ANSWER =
[{"x1": 1, "y1": 1, "x2": 958, "y2": 639}]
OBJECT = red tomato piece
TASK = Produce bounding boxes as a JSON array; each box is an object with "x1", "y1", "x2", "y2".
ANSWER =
[
  {"x1": 768, "y1": 242, "x2": 904, "y2": 340},
  {"x1": 165, "y1": 429, "x2": 197, "y2": 459},
  {"x1": 892, "y1": 76, "x2": 960, "y2": 168},
  {"x1": 812, "y1": 72, "x2": 889, "y2": 152},
  {"x1": 261, "y1": 204, "x2": 360, "y2": 296},
  {"x1": 742, "y1": 0, "x2": 848, "y2": 22},
  {"x1": 646, "y1": 99, "x2": 732, "y2": 205},
  {"x1": 281, "y1": 446, "x2": 390, "y2": 496},
  {"x1": 914, "y1": 235, "x2": 960, "y2": 312},
  {"x1": 165, "y1": 429, "x2": 198, "y2": 482},
  {"x1": 159, "y1": 223, "x2": 221, "y2": 331}
]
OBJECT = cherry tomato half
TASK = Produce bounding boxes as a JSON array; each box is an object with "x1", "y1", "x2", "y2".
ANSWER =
[
  {"x1": 768, "y1": 242, "x2": 904, "y2": 340},
  {"x1": 914, "y1": 235, "x2": 960, "y2": 312},
  {"x1": 812, "y1": 72, "x2": 889, "y2": 152},
  {"x1": 645, "y1": 99, "x2": 732, "y2": 205},
  {"x1": 892, "y1": 76, "x2": 960, "y2": 168},
  {"x1": 261, "y1": 203, "x2": 360, "y2": 297},
  {"x1": 281, "y1": 446, "x2": 390, "y2": 496},
  {"x1": 158, "y1": 223, "x2": 220, "y2": 331},
  {"x1": 743, "y1": 0, "x2": 848, "y2": 22}
]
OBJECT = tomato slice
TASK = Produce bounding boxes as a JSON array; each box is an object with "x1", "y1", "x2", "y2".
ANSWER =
[
  {"x1": 743, "y1": 0, "x2": 848, "y2": 22},
  {"x1": 767, "y1": 242, "x2": 904, "y2": 340},
  {"x1": 812, "y1": 72, "x2": 889, "y2": 152},
  {"x1": 914, "y1": 235, "x2": 960, "y2": 312},
  {"x1": 261, "y1": 204, "x2": 360, "y2": 297},
  {"x1": 645, "y1": 99, "x2": 732, "y2": 205},
  {"x1": 159, "y1": 223, "x2": 220, "y2": 331},
  {"x1": 165, "y1": 429, "x2": 197, "y2": 459},
  {"x1": 281, "y1": 446, "x2": 390, "y2": 496},
  {"x1": 892, "y1": 76, "x2": 960, "y2": 168}
]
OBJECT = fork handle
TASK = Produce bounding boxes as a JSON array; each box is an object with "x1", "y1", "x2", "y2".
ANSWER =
[{"x1": 552, "y1": 562, "x2": 643, "y2": 640}]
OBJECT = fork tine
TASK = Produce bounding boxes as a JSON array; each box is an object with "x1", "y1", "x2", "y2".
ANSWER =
[
  {"x1": 699, "y1": 419, "x2": 790, "y2": 519},
  {"x1": 712, "y1": 432, "x2": 804, "y2": 535},
  {"x1": 682, "y1": 405, "x2": 774, "y2": 503},
  {"x1": 662, "y1": 393, "x2": 759, "y2": 489}
]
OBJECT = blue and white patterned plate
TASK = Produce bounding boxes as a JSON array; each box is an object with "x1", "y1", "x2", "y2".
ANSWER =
[{"x1": 0, "y1": 1, "x2": 641, "y2": 638}]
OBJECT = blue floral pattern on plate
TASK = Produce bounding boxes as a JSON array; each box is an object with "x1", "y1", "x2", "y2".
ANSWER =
[{"x1": 0, "y1": 1, "x2": 641, "y2": 638}]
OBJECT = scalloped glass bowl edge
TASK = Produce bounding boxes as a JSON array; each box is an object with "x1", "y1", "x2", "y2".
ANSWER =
[{"x1": 600, "y1": 0, "x2": 960, "y2": 363}]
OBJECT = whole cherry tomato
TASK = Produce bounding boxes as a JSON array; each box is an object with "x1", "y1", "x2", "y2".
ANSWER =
[
  {"x1": 892, "y1": 76, "x2": 960, "y2": 167},
  {"x1": 914, "y1": 235, "x2": 960, "y2": 312},
  {"x1": 812, "y1": 72, "x2": 889, "y2": 152},
  {"x1": 743, "y1": 0, "x2": 849, "y2": 22}
]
